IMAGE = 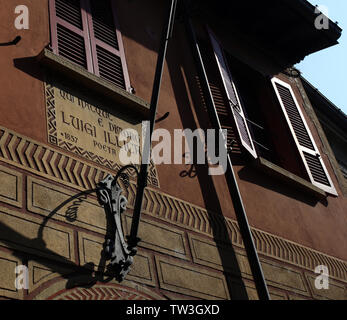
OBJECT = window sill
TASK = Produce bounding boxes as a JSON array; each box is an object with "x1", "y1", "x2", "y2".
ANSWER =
[
  {"x1": 252, "y1": 157, "x2": 327, "y2": 199},
  {"x1": 37, "y1": 48, "x2": 150, "y2": 119}
]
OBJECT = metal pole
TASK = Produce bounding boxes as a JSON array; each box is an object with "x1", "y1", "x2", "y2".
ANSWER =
[
  {"x1": 184, "y1": 15, "x2": 271, "y2": 300},
  {"x1": 128, "y1": 0, "x2": 177, "y2": 249}
]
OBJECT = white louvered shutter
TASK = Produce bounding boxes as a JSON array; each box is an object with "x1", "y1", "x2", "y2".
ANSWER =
[
  {"x1": 208, "y1": 28, "x2": 257, "y2": 158},
  {"x1": 271, "y1": 77, "x2": 337, "y2": 195}
]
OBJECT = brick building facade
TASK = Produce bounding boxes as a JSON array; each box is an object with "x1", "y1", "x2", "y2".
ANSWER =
[{"x1": 0, "y1": 0, "x2": 346, "y2": 300}]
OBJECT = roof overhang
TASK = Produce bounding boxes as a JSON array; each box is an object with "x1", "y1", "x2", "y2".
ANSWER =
[
  {"x1": 189, "y1": 0, "x2": 342, "y2": 68},
  {"x1": 301, "y1": 77, "x2": 347, "y2": 131}
]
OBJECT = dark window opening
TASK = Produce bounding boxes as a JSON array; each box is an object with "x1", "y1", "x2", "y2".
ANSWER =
[
  {"x1": 198, "y1": 40, "x2": 243, "y2": 156},
  {"x1": 224, "y1": 54, "x2": 309, "y2": 179},
  {"x1": 197, "y1": 28, "x2": 309, "y2": 180}
]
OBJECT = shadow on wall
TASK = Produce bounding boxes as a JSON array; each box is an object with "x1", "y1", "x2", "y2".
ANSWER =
[
  {"x1": 13, "y1": 56, "x2": 46, "y2": 82},
  {"x1": 165, "y1": 21, "x2": 249, "y2": 299},
  {"x1": 0, "y1": 187, "x2": 119, "y2": 293},
  {"x1": 0, "y1": 36, "x2": 22, "y2": 47},
  {"x1": 237, "y1": 166, "x2": 327, "y2": 208}
]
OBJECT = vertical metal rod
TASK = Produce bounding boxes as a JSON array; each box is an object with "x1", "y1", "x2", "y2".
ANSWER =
[
  {"x1": 184, "y1": 16, "x2": 271, "y2": 300},
  {"x1": 128, "y1": 0, "x2": 177, "y2": 248}
]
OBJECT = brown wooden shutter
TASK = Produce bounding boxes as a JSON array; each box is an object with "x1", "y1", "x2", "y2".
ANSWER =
[
  {"x1": 271, "y1": 77, "x2": 337, "y2": 195},
  {"x1": 86, "y1": 0, "x2": 130, "y2": 91},
  {"x1": 49, "y1": 0, "x2": 93, "y2": 71},
  {"x1": 208, "y1": 28, "x2": 257, "y2": 158}
]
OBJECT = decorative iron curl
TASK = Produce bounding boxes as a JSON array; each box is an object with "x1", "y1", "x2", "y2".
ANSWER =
[
  {"x1": 113, "y1": 164, "x2": 139, "y2": 189},
  {"x1": 96, "y1": 164, "x2": 140, "y2": 282}
]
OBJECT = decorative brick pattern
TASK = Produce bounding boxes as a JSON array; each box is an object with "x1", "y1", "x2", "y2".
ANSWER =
[
  {"x1": 0, "y1": 125, "x2": 159, "y2": 191},
  {"x1": 50, "y1": 285, "x2": 149, "y2": 300},
  {"x1": 305, "y1": 273, "x2": 347, "y2": 300},
  {"x1": 0, "y1": 165, "x2": 22, "y2": 208},
  {"x1": 0, "y1": 207, "x2": 75, "y2": 264},
  {"x1": 0, "y1": 248, "x2": 23, "y2": 300},
  {"x1": 38, "y1": 282, "x2": 161, "y2": 300},
  {"x1": 125, "y1": 183, "x2": 347, "y2": 284},
  {"x1": 155, "y1": 256, "x2": 230, "y2": 300},
  {"x1": 45, "y1": 83, "x2": 58, "y2": 145},
  {"x1": 259, "y1": 259, "x2": 309, "y2": 296},
  {"x1": 1, "y1": 126, "x2": 346, "y2": 299},
  {"x1": 27, "y1": 176, "x2": 106, "y2": 234},
  {"x1": 124, "y1": 215, "x2": 189, "y2": 261}
]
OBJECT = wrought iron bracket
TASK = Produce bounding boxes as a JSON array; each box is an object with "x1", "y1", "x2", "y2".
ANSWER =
[{"x1": 96, "y1": 166, "x2": 140, "y2": 282}]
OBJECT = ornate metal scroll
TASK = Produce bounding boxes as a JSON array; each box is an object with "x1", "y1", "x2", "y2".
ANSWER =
[{"x1": 96, "y1": 166, "x2": 139, "y2": 282}]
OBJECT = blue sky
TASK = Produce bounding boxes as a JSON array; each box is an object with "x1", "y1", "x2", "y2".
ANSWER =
[{"x1": 295, "y1": 0, "x2": 347, "y2": 115}]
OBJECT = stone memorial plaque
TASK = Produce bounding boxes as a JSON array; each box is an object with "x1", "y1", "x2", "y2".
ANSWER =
[{"x1": 45, "y1": 79, "x2": 159, "y2": 187}]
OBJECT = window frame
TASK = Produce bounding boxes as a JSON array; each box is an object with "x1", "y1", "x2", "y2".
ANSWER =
[
  {"x1": 203, "y1": 28, "x2": 337, "y2": 196},
  {"x1": 49, "y1": 0, "x2": 131, "y2": 92}
]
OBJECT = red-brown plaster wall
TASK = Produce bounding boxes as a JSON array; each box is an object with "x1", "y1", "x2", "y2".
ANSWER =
[
  {"x1": 109, "y1": 2, "x2": 347, "y2": 261},
  {"x1": 0, "y1": 1, "x2": 346, "y2": 262},
  {"x1": 0, "y1": 0, "x2": 49, "y2": 143}
]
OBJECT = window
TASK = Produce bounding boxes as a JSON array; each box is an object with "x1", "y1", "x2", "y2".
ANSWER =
[
  {"x1": 208, "y1": 27, "x2": 257, "y2": 159},
  {"x1": 272, "y1": 78, "x2": 337, "y2": 195},
  {"x1": 203, "y1": 28, "x2": 337, "y2": 195},
  {"x1": 49, "y1": 0, "x2": 130, "y2": 91}
]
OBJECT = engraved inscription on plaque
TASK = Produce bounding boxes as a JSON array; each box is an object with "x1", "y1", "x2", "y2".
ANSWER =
[{"x1": 45, "y1": 80, "x2": 159, "y2": 187}]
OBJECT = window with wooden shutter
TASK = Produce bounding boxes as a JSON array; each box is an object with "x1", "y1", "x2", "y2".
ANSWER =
[
  {"x1": 86, "y1": 0, "x2": 130, "y2": 90},
  {"x1": 49, "y1": 0, "x2": 93, "y2": 71},
  {"x1": 271, "y1": 77, "x2": 337, "y2": 195},
  {"x1": 49, "y1": 0, "x2": 130, "y2": 91},
  {"x1": 208, "y1": 28, "x2": 257, "y2": 158}
]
